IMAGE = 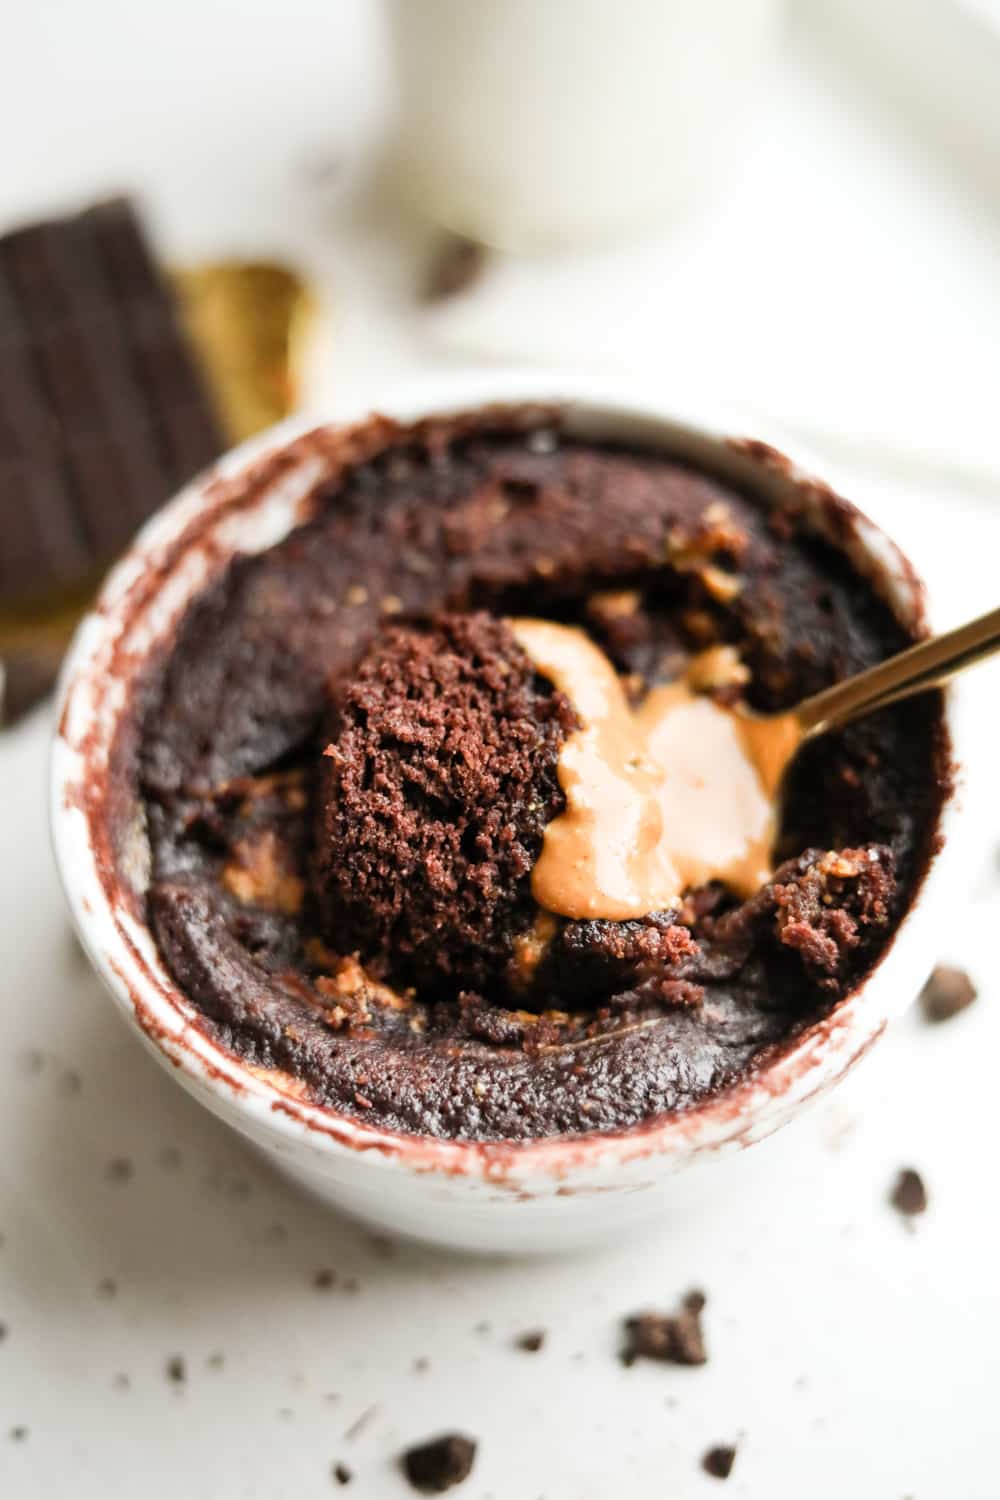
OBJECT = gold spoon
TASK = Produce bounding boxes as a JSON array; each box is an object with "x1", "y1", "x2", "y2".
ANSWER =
[{"x1": 744, "y1": 603, "x2": 1000, "y2": 799}]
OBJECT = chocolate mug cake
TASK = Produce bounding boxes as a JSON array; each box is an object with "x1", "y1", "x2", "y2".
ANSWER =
[{"x1": 124, "y1": 408, "x2": 949, "y2": 1142}]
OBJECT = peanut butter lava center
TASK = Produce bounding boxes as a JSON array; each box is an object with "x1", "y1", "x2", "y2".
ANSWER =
[{"x1": 511, "y1": 619, "x2": 801, "y2": 921}]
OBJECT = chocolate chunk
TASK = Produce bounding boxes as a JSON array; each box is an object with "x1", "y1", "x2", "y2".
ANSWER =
[
  {"x1": 514, "y1": 1329, "x2": 546, "y2": 1353},
  {"x1": 105, "y1": 1156, "x2": 134, "y2": 1184},
  {"x1": 0, "y1": 647, "x2": 63, "y2": 729},
  {"x1": 702, "y1": 1445, "x2": 737, "y2": 1480},
  {"x1": 166, "y1": 1355, "x2": 186, "y2": 1384},
  {"x1": 890, "y1": 1168, "x2": 928, "y2": 1218},
  {"x1": 401, "y1": 1433, "x2": 477, "y2": 1493},
  {"x1": 919, "y1": 964, "x2": 977, "y2": 1023},
  {"x1": 423, "y1": 235, "x2": 488, "y2": 302},
  {"x1": 622, "y1": 1291, "x2": 707, "y2": 1367},
  {"x1": 0, "y1": 197, "x2": 224, "y2": 607},
  {"x1": 332, "y1": 1462, "x2": 353, "y2": 1486}
]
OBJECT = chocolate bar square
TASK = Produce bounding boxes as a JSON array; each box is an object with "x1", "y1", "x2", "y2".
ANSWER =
[{"x1": 0, "y1": 197, "x2": 225, "y2": 608}]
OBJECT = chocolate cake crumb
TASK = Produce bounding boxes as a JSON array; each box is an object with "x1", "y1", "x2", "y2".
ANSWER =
[
  {"x1": 423, "y1": 235, "x2": 488, "y2": 302},
  {"x1": 9, "y1": 1426, "x2": 27, "y2": 1443},
  {"x1": 166, "y1": 1355, "x2": 186, "y2": 1384},
  {"x1": 401, "y1": 1433, "x2": 477, "y2": 1493},
  {"x1": 106, "y1": 1156, "x2": 134, "y2": 1184},
  {"x1": 96, "y1": 1277, "x2": 117, "y2": 1300},
  {"x1": 332, "y1": 1462, "x2": 353, "y2": 1486},
  {"x1": 314, "y1": 612, "x2": 575, "y2": 994},
  {"x1": 771, "y1": 846, "x2": 893, "y2": 977},
  {"x1": 622, "y1": 1291, "x2": 707, "y2": 1367},
  {"x1": 919, "y1": 965, "x2": 976, "y2": 1023},
  {"x1": 515, "y1": 1330, "x2": 546, "y2": 1353},
  {"x1": 314, "y1": 1268, "x2": 337, "y2": 1290},
  {"x1": 702, "y1": 1445, "x2": 737, "y2": 1480},
  {"x1": 890, "y1": 1168, "x2": 928, "y2": 1218}
]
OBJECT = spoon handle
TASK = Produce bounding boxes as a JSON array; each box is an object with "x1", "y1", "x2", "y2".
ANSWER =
[{"x1": 796, "y1": 603, "x2": 1000, "y2": 738}]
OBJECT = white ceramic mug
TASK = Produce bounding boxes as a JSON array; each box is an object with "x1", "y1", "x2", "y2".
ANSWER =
[
  {"x1": 51, "y1": 371, "x2": 964, "y2": 1254},
  {"x1": 387, "y1": 0, "x2": 786, "y2": 247}
]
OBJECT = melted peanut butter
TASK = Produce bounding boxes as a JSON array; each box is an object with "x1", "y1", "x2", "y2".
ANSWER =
[{"x1": 511, "y1": 619, "x2": 803, "y2": 921}]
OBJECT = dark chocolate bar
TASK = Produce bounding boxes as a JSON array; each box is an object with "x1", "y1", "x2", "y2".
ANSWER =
[{"x1": 0, "y1": 197, "x2": 225, "y2": 607}]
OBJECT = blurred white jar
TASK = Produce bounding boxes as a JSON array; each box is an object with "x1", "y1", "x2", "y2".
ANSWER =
[{"x1": 386, "y1": 0, "x2": 785, "y2": 248}]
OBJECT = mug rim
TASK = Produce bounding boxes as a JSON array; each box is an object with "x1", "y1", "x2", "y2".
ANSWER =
[{"x1": 49, "y1": 369, "x2": 965, "y2": 1184}]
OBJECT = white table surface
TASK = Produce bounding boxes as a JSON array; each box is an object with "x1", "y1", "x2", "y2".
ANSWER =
[{"x1": 2, "y1": 4, "x2": 999, "y2": 1497}]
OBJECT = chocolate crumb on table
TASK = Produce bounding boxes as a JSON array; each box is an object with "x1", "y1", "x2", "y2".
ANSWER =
[
  {"x1": 105, "y1": 1156, "x2": 134, "y2": 1184},
  {"x1": 622, "y1": 1291, "x2": 707, "y2": 1367},
  {"x1": 332, "y1": 1462, "x2": 353, "y2": 1486},
  {"x1": 401, "y1": 1433, "x2": 477, "y2": 1494},
  {"x1": 165, "y1": 1355, "x2": 186, "y2": 1385},
  {"x1": 423, "y1": 234, "x2": 489, "y2": 302},
  {"x1": 702, "y1": 1445, "x2": 737, "y2": 1480},
  {"x1": 314, "y1": 1268, "x2": 337, "y2": 1290},
  {"x1": 9, "y1": 1426, "x2": 28, "y2": 1442},
  {"x1": 514, "y1": 1329, "x2": 546, "y2": 1353},
  {"x1": 919, "y1": 964, "x2": 977, "y2": 1023},
  {"x1": 890, "y1": 1168, "x2": 928, "y2": 1218}
]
